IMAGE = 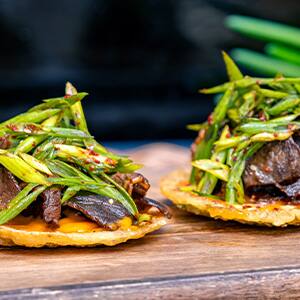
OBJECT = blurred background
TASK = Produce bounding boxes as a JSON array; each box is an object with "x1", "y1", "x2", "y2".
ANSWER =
[{"x1": 0, "y1": 0, "x2": 300, "y2": 143}]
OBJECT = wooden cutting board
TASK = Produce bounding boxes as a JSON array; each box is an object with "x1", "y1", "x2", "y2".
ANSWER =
[{"x1": 1, "y1": 143, "x2": 300, "y2": 299}]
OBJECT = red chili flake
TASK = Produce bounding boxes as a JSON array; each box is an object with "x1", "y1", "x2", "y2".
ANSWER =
[
  {"x1": 89, "y1": 165, "x2": 95, "y2": 171},
  {"x1": 215, "y1": 158, "x2": 220, "y2": 162},
  {"x1": 7, "y1": 124, "x2": 18, "y2": 131},
  {"x1": 25, "y1": 124, "x2": 38, "y2": 133},
  {"x1": 258, "y1": 111, "x2": 267, "y2": 121},
  {"x1": 83, "y1": 159, "x2": 91, "y2": 165},
  {"x1": 242, "y1": 204, "x2": 252, "y2": 209},
  {"x1": 273, "y1": 207, "x2": 279, "y2": 211},
  {"x1": 225, "y1": 132, "x2": 231, "y2": 138},
  {"x1": 207, "y1": 114, "x2": 213, "y2": 125},
  {"x1": 93, "y1": 158, "x2": 100, "y2": 164},
  {"x1": 264, "y1": 166, "x2": 272, "y2": 173},
  {"x1": 64, "y1": 94, "x2": 71, "y2": 98},
  {"x1": 88, "y1": 149, "x2": 99, "y2": 156},
  {"x1": 106, "y1": 158, "x2": 116, "y2": 165},
  {"x1": 199, "y1": 129, "x2": 206, "y2": 140},
  {"x1": 232, "y1": 156, "x2": 237, "y2": 162},
  {"x1": 273, "y1": 133, "x2": 279, "y2": 138}
]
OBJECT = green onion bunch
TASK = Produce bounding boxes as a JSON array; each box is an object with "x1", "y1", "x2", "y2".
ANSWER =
[
  {"x1": 0, "y1": 82, "x2": 141, "y2": 224},
  {"x1": 189, "y1": 53, "x2": 300, "y2": 204}
]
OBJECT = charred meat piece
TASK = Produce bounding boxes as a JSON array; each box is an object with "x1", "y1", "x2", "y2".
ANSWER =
[
  {"x1": 0, "y1": 166, "x2": 21, "y2": 209},
  {"x1": 112, "y1": 172, "x2": 150, "y2": 199},
  {"x1": 243, "y1": 136, "x2": 300, "y2": 198},
  {"x1": 280, "y1": 179, "x2": 300, "y2": 198},
  {"x1": 135, "y1": 197, "x2": 172, "y2": 219},
  {"x1": 41, "y1": 187, "x2": 62, "y2": 227},
  {"x1": 67, "y1": 193, "x2": 130, "y2": 230},
  {"x1": 111, "y1": 173, "x2": 170, "y2": 217}
]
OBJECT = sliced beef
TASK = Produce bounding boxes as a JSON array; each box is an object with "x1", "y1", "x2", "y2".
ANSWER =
[
  {"x1": 0, "y1": 166, "x2": 21, "y2": 209},
  {"x1": 280, "y1": 179, "x2": 300, "y2": 198},
  {"x1": 41, "y1": 187, "x2": 62, "y2": 227},
  {"x1": 243, "y1": 136, "x2": 300, "y2": 198},
  {"x1": 112, "y1": 172, "x2": 150, "y2": 199},
  {"x1": 66, "y1": 193, "x2": 130, "y2": 230},
  {"x1": 135, "y1": 197, "x2": 172, "y2": 219}
]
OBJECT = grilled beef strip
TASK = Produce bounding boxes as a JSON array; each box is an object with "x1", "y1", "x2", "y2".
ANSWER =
[
  {"x1": 41, "y1": 187, "x2": 62, "y2": 227},
  {"x1": 135, "y1": 197, "x2": 172, "y2": 218},
  {"x1": 243, "y1": 135, "x2": 300, "y2": 199},
  {"x1": 66, "y1": 193, "x2": 130, "y2": 230},
  {"x1": 0, "y1": 166, "x2": 21, "y2": 209},
  {"x1": 66, "y1": 194, "x2": 171, "y2": 230},
  {"x1": 112, "y1": 172, "x2": 150, "y2": 198},
  {"x1": 112, "y1": 172, "x2": 171, "y2": 217}
]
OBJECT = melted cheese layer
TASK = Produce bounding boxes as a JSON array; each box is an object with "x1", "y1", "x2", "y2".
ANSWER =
[{"x1": 6, "y1": 213, "x2": 136, "y2": 233}]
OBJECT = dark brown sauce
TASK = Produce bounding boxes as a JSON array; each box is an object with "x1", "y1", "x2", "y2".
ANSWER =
[{"x1": 214, "y1": 189, "x2": 300, "y2": 207}]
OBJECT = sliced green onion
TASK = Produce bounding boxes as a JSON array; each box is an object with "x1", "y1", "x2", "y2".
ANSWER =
[
  {"x1": 0, "y1": 184, "x2": 46, "y2": 225},
  {"x1": 19, "y1": 153, "x2": 53, "y2": 175},
  {"x1": 0, "y1": 152, "x2": 49, "y2": 185}
]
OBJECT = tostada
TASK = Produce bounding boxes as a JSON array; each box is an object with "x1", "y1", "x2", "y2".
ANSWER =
[
  {"x1": 161, "y1": 52, "x2": 300, "y2": 227},
  {"x1": 0, "y1": 82, "x2": 170, "y2": 247}
]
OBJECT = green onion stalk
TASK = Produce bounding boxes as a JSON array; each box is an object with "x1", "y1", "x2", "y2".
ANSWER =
[
  {"x1": 0, "y1": 82, "x2": 141, "y2": 225},
  {"x1": 225, "y1": 15, "x2": 300, "y2": 76},
  {"x1": 189, "y1": 52, "x2": 300, "y2": 204}
]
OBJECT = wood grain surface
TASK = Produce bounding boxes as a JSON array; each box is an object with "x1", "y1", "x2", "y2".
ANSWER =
[{"x1": 1, "y1": 143, "x2": 300, "y2": 299}]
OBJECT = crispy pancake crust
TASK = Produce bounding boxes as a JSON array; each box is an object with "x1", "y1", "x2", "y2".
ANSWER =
[
  {"x1": 0, "y1": 216, "x2": 167, "y2": 247},
  {"x1": 160, "y1": 170, "x2": 300, "y2": 227}
]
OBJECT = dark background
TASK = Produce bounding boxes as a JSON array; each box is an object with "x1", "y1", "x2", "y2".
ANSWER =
[{"x1": 0, "y1": 0, "x2": 299, "y2": 142}]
